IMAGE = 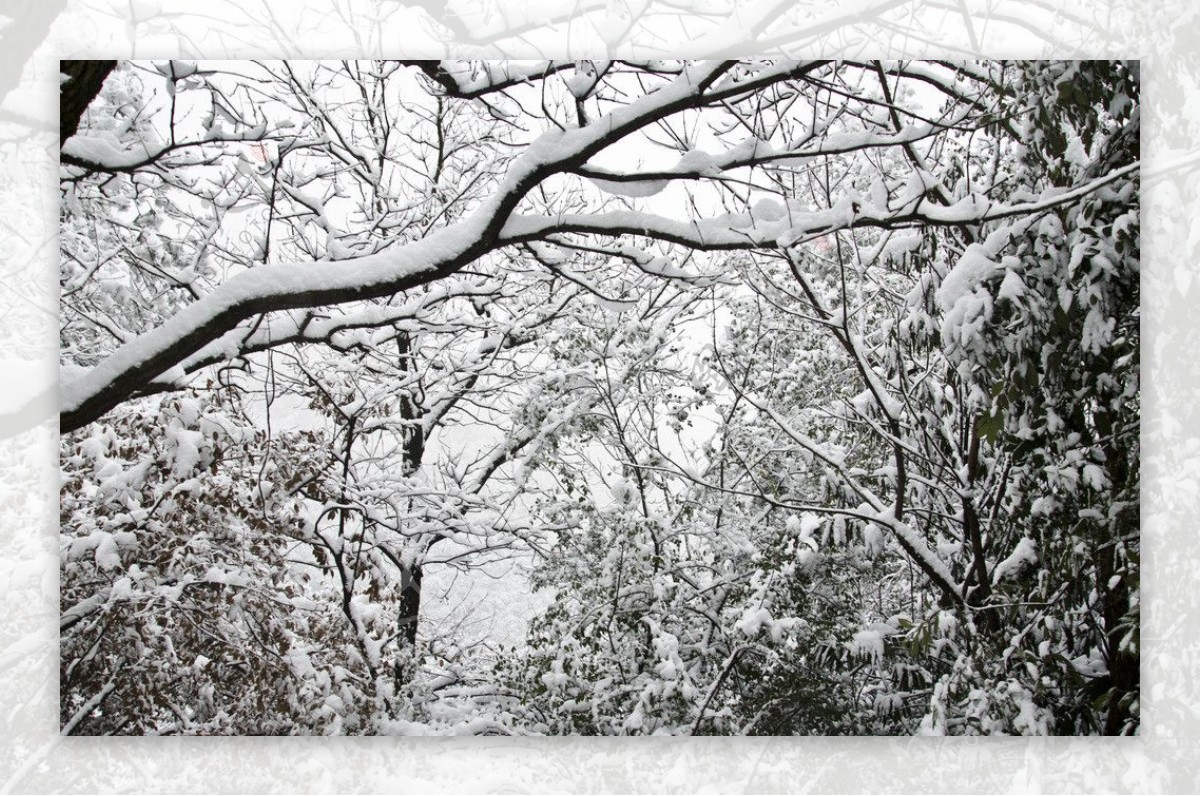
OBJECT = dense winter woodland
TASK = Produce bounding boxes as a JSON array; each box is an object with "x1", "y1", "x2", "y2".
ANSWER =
[{"x1": 58, "y1": 60, "x2": 1139, "y2": 735}]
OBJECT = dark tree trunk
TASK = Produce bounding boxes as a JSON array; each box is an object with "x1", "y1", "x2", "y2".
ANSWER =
[
  {"x1": 394, "y1": 331, "x2": 427, "y2": 687},
  {"x1": 60, "y1": 60, "x2": 118, "y2": 146},
  {"x1": 397, "y1": 563, "x2": 423, "y2": 652}
]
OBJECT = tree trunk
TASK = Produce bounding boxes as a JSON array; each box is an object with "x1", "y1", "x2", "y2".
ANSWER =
[
  {"x1": 60, "y1": 60, "x2": 117, "y2": 146},
  {"x1": 394, "y1": 331, "x2": 426, "y2": 687}
]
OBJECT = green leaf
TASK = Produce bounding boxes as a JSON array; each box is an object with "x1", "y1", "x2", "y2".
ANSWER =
[{"x1": 976, "y1": 410, "x2": 1004, "y2": 443}]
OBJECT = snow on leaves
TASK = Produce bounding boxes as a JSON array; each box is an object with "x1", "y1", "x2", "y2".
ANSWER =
[{"x1": 59, "y1": 59, "x2": 1139, "y2": 736}]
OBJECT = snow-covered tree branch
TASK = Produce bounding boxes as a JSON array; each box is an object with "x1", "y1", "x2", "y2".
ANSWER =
[{"x1": 59, "y1": 58, "x2": 1139, "y2": 736}]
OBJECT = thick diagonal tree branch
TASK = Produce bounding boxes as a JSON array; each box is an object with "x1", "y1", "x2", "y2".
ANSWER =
[
  {"x1": 52, "y1": 59, "x2": 1134, "y2": 437},
  {"x1": 57, "y1": 61, "x2": 743, "y2": 432},
  {"x1": 59, "y1": 60, "x2": 118, "y2": 146}
]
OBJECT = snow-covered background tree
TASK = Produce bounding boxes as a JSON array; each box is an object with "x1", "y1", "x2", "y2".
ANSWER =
[{"x1": 59, "y1": 59, "x2": 1138, "y2": 735}]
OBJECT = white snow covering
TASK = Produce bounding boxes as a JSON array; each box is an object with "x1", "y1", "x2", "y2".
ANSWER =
[
  {"x1": 997, "y1": 268, "x2": 1027, "y2": 301},
  {"x1": 109, "y1": 576, "x2": 134, "y2": 601},
  {"x1": 93, "y1": 533, "x2": 122, "y2": 571},
  {"x1": 62, "y1": 131, "x2": 153, "y2": 169},
  {"x1": 203, "y1": 566, "x2": 251, "y2": 588},
  {"x1": 751, "y1": 197, "x2": 787, "y2": 222},
  {"x1": 586, "y1": 147, "x2": 720, "y2": 196},
  {"x1": 862, "y1": 523, "x2": 884, "y2": 557},
  {"x1": 849, "y1": 623, "x2": 897, "y2": 662},
  {"x1": 637, "y1": 257, "x2": 694, "y2": 279},
  {"x1": 588, "y1": 176, "x2": 669, "y2": 198},
  {"x1": 991, "y1": 537, "x2": 1038, "y2": 584},
  {"x1": 675, "y1": 148, "x2": 718, "y2": 174},
  {"x1": 937, "y1": 244, "x2": 1004, "y2": 351},
  {"x1": 63, "y1": 63, "x2": 740, "y2": 422},
  {"x1": 153, "y1": 60, "x2": 199, "y2": 80},
  {"x1": 898, "y1": 168, "x2": 938, "y2": 206},
  {"x1": 788, "y1": 512, "x2": 823, "y2": 544},
  {"x1": 1063, "y1": 125, "x2": 1090, "y2": 170},
  {"x1": 936, "y1": 245, "x2": 1002, "y2": 312},
  {"x1": 880, "y1": 513, "x2": 958, "y2": 591},
  {"x1": 850, "y1": 629, "x2": 885, "y2": 662},
  {"x1": 564, "y1": 73, "x2": 594, "y2": 100},
  {"x1": 1082, "y1": 463, "x2": 1110, "y2": 491},
  {"x1": 1030, "y1": 495, "x2": 1057, "y2": 516},
  {"x1": 736, "y1": 606, "x2": 773, "y2": 636},
  {"x1": 880, "y1": 232, "x2": 922, "y2": 263},
  {"x1": 167, "y1": 427, "x2": 205, "y2": 477}
]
